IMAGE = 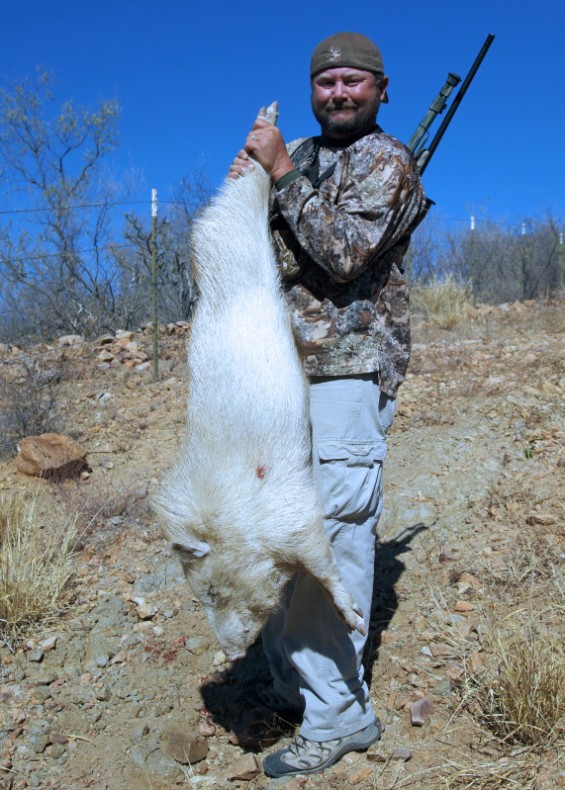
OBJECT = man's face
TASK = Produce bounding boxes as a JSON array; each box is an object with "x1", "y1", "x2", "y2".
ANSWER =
[{"x1": 311, "y1": 67, "x2": 388, "y2": 140}]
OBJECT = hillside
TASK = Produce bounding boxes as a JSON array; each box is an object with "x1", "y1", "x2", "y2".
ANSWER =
[{"x1": 0, "y1": 301, "x2": 563, "y2": 789}]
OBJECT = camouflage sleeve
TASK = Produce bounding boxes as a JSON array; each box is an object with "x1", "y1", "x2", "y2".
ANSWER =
[{"x1": 275, "y1": 145, "x2": 425, "y2": 284}]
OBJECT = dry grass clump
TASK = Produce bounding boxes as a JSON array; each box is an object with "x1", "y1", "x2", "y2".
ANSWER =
[
  {"x1": 0, "y1": 490, "x2": 76, "y2": 639},
  {"x1": 428, "y1": 755, "x2": 550, "y2": 789},
  {"x1": 411, "y1": 274, "x2": 471, "y2": 329},
  {"x1": 474, "y1": 621, "x2": 565, "y2": 747}
]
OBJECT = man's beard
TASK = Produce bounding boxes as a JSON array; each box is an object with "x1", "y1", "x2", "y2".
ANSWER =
[{"x1": 312, "y1": 95, "x2": 381, "y2": 139}]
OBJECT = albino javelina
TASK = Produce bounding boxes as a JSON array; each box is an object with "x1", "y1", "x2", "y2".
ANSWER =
[{"x1": 154, "y1": 104, "x2": 364, "y2": 661}]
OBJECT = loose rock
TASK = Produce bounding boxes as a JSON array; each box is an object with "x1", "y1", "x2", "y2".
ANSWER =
[
  {"x1": 160, "y1": 727, "x2": 208, "y2": 765},
  {"x1": 410, "y1": 697, "x2": 432, "y2": 726},
  {"x1": 228, "y1": 753, "x2": 260, "y2": 780}
]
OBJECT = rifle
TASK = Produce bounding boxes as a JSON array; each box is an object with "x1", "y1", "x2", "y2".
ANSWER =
[{"x1": 408, "y1": 34, "x2": 495, "y2": 175}]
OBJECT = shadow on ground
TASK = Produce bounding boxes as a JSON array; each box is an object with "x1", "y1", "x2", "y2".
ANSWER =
[
  {"x1": 199, "y1": 522, "x2": 427, "y2": 749},
  {"x1": 364, "y1": 522, "x2": 427, "y2": 688}
]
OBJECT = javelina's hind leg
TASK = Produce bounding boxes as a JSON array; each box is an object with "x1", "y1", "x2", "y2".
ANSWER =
[{"x1": 297, "y1": 542, "x2": 366, "y2": 636}]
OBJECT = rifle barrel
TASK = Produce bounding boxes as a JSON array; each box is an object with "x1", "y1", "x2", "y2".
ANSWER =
[{"x1": 419, "y1": 33, "x2": 495, "y2": 175}]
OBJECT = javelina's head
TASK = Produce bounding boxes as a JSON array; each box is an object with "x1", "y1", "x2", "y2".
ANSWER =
[{"x1": 171, "y1": 538, "x2": 283, "y2": 661}]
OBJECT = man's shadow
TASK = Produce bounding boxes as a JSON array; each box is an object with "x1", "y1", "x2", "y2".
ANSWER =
[
  {"x1": 363, "y1": 522, "x2": 427, "y2": 686},
  {"x1": 199, "y1": 522, "x2": 426, "y2": 747}
]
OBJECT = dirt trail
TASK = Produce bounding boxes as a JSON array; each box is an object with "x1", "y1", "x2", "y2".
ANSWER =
[{"x1": 0, "y1": 302, "x2": 563, "y2": 789}]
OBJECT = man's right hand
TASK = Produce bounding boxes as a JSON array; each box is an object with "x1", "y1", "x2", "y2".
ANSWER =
[{"x1": 228, "y1": 104, "x2": 294, "y2": 183}]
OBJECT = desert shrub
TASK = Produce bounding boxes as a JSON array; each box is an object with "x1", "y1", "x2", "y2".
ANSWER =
[
  {"x1": 0, "y1": 491, "x2": 76, "y2": 639},
  {"x1": 52, "y1": 478, "x2": 148, "y2": 549},
  {"x1": 411, "y1": 274, "x2": 471, "y2": 329},
  {"x1": 0, "y1": 357, "x2": 61, "y2": 458}
]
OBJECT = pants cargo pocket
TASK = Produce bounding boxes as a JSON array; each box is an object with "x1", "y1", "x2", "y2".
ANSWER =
[{"x1": 316, "y1": 439, "x2": 386, "y2": 523}]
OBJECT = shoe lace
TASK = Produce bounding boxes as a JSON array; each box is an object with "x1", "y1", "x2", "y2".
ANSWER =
[
  {"x1": 287, "y1": 734, "x2": 339, "y2": 761},
  {"x1": 287, "y1": 735, "x2": 309, "y2": 757}
]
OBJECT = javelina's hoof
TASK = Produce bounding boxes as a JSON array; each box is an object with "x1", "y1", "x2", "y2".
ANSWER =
[
  {"x1": 353, "y1": 603, "x2": 367, "y2": 636},
  {"x1": 355, "y1": 617, "x2": 366, "y2": 636},
  {"x1": 349, "y1": 603, "x2": 366, "y2": 635}
]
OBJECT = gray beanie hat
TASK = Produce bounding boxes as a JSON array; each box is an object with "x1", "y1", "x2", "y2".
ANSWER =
[{"x1": 310, "y1": 32, "x2": 389, "y2": 102}]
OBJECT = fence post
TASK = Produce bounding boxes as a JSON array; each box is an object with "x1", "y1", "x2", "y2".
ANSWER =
[
  {"x1": 151, "y1": 188, "x2": 159, "y2": 382},
  {"x1": 404, "y1": 244, "x2": 412, "y2": 285},
  {"x1": 557, "y1": 230, "x2": 565, "y2": 292},
  {"x1": 470, "y1": 215, "x2": 476, "y2": 305}
]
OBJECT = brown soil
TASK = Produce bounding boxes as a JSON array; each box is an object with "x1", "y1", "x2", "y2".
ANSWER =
[{"x1": 0, "y1": 301, "x2": 563, "y2": 789}]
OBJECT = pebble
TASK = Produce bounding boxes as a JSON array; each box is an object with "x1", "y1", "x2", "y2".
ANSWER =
[
  {"x1": 95, "y1": 685, "x2": 110, "y2": 701},
  {"x1": 131, "y1": 722, "x2": 150, "y2": 741},
  {"x1": 130, "y1": 742, "x2": 159, "y2": 769},
  {"x1": 199, "y1": 721, "x2": 216, "y2": 737},
  {"x1": 70, "y1": 688, "x2": 94, "y2": 705},
  {"x1": 27, "y1": 649, "x2": 44, "y2": 663},
  {"x1": 144, "y1": 747, "x2": 185, "y2": 784},
  {"x1": 46, "y1": 742, "x2": 66, "y2": 760},
  {"x1": 136, "y1": 603, "x2": 158, "y2": 620},
  {"x1": 16, "y1": 743, "x2": 40, "y2": 761},
  {"x1": 32, "y1": 686, "x2": 52, "y2": 702},
  {"x1": 28, "y1": 719, "x2": 50, "y2": 736},
  {"x1": 185, "y1": 636, "x2": 207, "y2": 655},
  {"x1": 454, "y1": 600, "x2": 474, "y2": 612},
  {"x1": 433, "y1": 678, "x2": 453, "y2": 696},
  {"x1": 29, "y1": 733, "x2": 50, "y2": 754},
  {"x1": 410, "y1": 697, "x2": 432, "y2": 726},
  {"x1": 429, "y1": 642, "x2": 457, "y2": 658},
  {"x1": 50, "y1": 733, "x2": 69, "y2": 745},
  {"x1": 228, "y1": 753, "x2": 260, "y2": 780},
  {"x1": 391, "y1": 748, "x2": 412, "y2": 761},
  {"x1": 32, "y1": 670, "x2": 58, "y2": 685},
  {"x1": 212, "y1": 650, "x2": 227, "y2": 666},
  {"x1": 366, "y1": 744, "x2": 387, "y2": 762}
]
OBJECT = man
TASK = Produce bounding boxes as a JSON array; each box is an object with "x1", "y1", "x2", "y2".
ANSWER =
[{"x1": 229, "y1": 32, "x2": 427, "y2": 777}]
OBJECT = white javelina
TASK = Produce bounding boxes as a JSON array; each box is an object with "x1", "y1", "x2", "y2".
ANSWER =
[{"x1": 154, "y1": 106, "x2": 364, "y2": 661}]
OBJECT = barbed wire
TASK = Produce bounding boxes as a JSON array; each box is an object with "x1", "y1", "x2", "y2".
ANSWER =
[
  {"x1": 0, "y1": 242, "x2": 142, "y2": 265},
  {"x1": 0, "y1": 197, "x2": 561, "y2": 231},
  {"x1": 0, "y1": 198, "x2": 193, "y2": 217}
]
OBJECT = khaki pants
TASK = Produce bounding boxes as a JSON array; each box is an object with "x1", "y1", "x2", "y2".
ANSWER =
[{"x1": 261, "y1": 374, "x2": 395, "y2": 740}]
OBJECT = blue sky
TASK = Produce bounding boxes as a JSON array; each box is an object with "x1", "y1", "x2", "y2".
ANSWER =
[{"x1": 2, "y1": 0, "x2": 564, "y2": 230}]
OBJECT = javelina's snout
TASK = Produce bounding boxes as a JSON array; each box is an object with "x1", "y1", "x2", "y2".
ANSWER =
[{"x1": 169, "y1": 535, "x2": 284, "y2": 660}]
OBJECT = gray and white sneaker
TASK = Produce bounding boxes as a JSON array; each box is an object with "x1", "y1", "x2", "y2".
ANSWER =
[{"x1": 263, "y1": 718, "x2": 381, "y2": 777}]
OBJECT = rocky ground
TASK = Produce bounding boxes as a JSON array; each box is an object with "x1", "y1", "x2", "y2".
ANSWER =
[{"x1": 0, "y1": 301, "x2": 563, "y2": 789}]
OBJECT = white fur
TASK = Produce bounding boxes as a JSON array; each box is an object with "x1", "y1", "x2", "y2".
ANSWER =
[{"x1": 154, "y1": 163, "x2": 364, "y2": 661}]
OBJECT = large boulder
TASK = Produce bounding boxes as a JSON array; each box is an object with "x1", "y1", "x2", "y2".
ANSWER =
[{"x1": 16, "y1": 433, "x2": 88, "y2": 479}]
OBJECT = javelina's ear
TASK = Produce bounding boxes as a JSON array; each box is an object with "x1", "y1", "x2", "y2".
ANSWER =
[{"x1": 171, "y1": 540, "x2": 211, "y2": 559}]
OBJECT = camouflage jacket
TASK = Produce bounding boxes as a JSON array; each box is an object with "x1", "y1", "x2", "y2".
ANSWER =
[{"x1": 271, "y1": 127, "x2": 428, "y2": 397}]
